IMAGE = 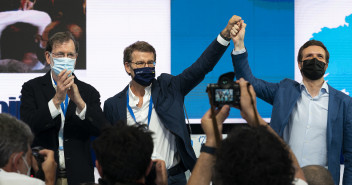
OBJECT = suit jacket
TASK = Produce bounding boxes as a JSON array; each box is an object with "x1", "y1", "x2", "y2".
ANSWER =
[
  {"x1": 232, "y1": 51, "x2": 352, "y2": 185},
  {"x1": 20, "y1": 71, "x2": 107, "y2": 185},
  {"x1": 104, "y1": 38, "x2": 229, "y2": 171}
]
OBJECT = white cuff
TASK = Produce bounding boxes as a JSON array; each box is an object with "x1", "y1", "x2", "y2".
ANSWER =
[
  {"x1": 48, "y1": 99, "x2": 60, "y2": 119},
  {"x1": 232, "y1": 48, "x2": 246, "y2": 55},
  {"x1": 293, "y1": 178, "x2": 308, "y2": 185},
  {"x1": 217, "y1": 34, "x2": 230, "y2": 46},
  {"x1": 75, "y1": 104, "x2": 86, "y2": 120}
]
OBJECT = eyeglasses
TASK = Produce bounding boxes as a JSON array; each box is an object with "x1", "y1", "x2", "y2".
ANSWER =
[
  {"x1": 51, "y1": 52, "x2": 78, "y2": 59},
  {"x1": 130, "y1": 61, "x2": 156, "y2": 68}
]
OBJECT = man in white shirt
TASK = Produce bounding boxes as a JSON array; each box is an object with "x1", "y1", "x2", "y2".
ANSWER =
[
  {"x1": 0, "y1": 113, "x2": 56, "y2": 185},
  {"x1": 104, "y1": 15, "x2": 242, "y2": 185}
]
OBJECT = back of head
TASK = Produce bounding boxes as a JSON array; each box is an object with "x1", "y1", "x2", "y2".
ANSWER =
[
  {"x1": 92, "y1": 124, "x2": 154, "y2": 184},
  {"x1": 0, "y1": 113, "x2": 33, "y2": 168},
  {"x1": 302, "y1": 165, "x2": 334, "y2": 185},
  {"x1": 215, "y1": 126, "x2": 294, "y2": 185}
]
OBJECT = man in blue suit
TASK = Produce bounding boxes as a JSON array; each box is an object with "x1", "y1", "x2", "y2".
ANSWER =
[
  {"x1": 230, "y1": 21, "x2": 352, "y2": 185},
  {"x1": 103, "y1": 15, "x2": 242, "y2": 185}
]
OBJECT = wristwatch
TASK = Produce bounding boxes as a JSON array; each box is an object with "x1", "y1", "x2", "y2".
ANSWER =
[{"x1": 200, "y1": 144, "x2": 216, "y2": 155}]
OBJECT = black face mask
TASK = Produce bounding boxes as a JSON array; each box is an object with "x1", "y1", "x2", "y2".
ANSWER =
[{"x1": 301, "y1": 58, "x2": 326, "y2": 80}]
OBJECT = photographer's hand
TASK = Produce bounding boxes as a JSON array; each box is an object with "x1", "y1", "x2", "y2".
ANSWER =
[
  {"x1": 153, "y1": 159, "x2": 167, "y2": 185},
  {"x1": 201, "y1": 105, "x2": 230, "y2": 147},
  {"x1": 187, "y1": 105, "x2": 230, "y2": 185},
  {"x1": 39, "y1": 149, "x2": 57, "y2": 185},
  {"x1": 235, "y1": 78, "x2": 266, "y2": 127}
]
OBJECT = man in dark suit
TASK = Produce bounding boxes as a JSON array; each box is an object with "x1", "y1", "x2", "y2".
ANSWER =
[
  {"x1": 103, "y1": 15, "x2": 241, "y2": 185},
  {"x1": 230, "y1": 20, "x2": 352, "y2": 185},
  {"x1": 20, "y1": 31, "x2": 107, "y2": 185}
]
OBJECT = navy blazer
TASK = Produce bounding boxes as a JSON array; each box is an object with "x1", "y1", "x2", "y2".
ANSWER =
[
  {"x1": 104, "y1": 38, "x2": 229, "y2": 171},
  {"x1": 20, "y1": 71, "x2": 108, "y2": 185},
  {"x1": 232, "y1": 51, "x2": 352, "y2": 185}
]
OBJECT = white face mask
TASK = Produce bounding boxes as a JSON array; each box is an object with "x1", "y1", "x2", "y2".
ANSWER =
[{"x1": 13, "y1": 153, "x2": 31, "y2": 176}]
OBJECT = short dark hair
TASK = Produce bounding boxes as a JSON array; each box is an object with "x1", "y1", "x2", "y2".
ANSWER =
[
  {"x1": 0, "y1": 113, "x2": 33, "y2": 167},
  {"x1": 0, "y1": 0, "x2": 20, "y2": 12},
  {"x1": 45, "y1": 31, "x2": 79, "y2": 53},
  {"x1": 215, "y1": 126, "x2": 295, "y2": 185},
  {"x1": 0, "y1": 22, "x2": 39, "y2": 61},
  {"x1": 297, "y1": 40, "x2": 330, "y2": 63},
  {"x1": 92, "y1": 124, "x2": 154, "y2": 184},
  {"x1": 123, "y1": 41, "x2": 156, "y2": 64},
  {"x1": 302, "y1": 165, "x2": 334, "y2": 185}
]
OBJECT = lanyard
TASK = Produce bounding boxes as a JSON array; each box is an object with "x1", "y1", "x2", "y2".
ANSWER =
[
  {"x1": 127, "y1": 87, "x2": 153, "y2": 127},
  {"x1": 53, "y1": 80, "x2": 69, "y2": 116}
]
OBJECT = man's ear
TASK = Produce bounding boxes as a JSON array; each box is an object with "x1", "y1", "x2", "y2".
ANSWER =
[
  {"x1": 45, "y1": 51, "x2": 51, "y2": 65},
  {"x1": 3, "y1": 152, "x2": 24, "y2": 172},
  {"x1": 145, "y1": 160, "x2": 153, "y2": 176},
  {"x1": 96, "y1": 160, "x2": 103, "y2": 177},
  {"x1": 124, "y1": 62, "x2": 132, "y2": 76},
  {"x1": 298, "y1": 61, "x2": 302, "y2": 70}
]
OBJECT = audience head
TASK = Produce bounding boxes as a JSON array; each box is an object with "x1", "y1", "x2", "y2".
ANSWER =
[
  {"x1": 0, "y1": 113, "x2": 34, "y2": 175},
  {"x1": 297, "y1": 40, "x2": 330, "y2": 64},
  {"x1": 302, "y1": 165, "x2": 334, "y2": 185},
  {"x1": 214, "y1": 125, "x2": 295, "y2": 185},
  {"x1": 92, "y1": 124, "x2": 154, "y2": 184}
]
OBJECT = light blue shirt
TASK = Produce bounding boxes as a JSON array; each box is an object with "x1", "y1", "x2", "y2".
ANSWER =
[{"x1": 284, "y1": 81, "x2": 329, "y2": 167}]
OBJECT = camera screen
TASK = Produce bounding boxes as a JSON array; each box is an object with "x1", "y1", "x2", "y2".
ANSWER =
[{"x1": 215, "y1": 89, "x2": 233, "y2": 102}]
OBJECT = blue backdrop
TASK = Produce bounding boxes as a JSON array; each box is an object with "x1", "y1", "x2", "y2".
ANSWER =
[{"x1": 171, "y1": 0, "x2": 294, "y2": 120}]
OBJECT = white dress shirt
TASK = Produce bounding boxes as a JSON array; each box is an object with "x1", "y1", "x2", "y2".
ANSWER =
[{"x1": 126, "y1": 84, "x2": 179, "y2": 169}]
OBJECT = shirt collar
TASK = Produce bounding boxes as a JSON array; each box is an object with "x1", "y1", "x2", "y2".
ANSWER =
[
  {"x1": 128, "y1": 82, "x2": 152, "y2": 103},
  {"x1": 300, "y1": 80, "x2": 329, "y2": 94}
]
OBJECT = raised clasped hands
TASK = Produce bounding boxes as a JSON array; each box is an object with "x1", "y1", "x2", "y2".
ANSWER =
[{"x1": 221, "y1": 15, "x2": 242, "y2": 40}]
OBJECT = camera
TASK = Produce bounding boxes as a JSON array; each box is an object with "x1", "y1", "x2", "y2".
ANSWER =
[
  {"x1": 31, "y1": 146, "x2": 45, "y2": 180},
  {"x1": 207, "y1": 72, "x2": 240, "y2": 107}
]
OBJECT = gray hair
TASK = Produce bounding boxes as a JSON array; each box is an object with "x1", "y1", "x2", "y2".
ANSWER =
[{"x1": 0, "y1": 113, "x2": 33, "y2": 167}]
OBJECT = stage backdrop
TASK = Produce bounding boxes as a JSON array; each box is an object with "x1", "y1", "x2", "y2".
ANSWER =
[{"x1": 0, "y1": 0, "x2": 351, "y2": 125}]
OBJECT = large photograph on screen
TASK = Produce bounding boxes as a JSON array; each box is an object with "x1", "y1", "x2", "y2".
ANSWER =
[{"x1": 0, "y1": 0, "x2": 86, "y2": 73}]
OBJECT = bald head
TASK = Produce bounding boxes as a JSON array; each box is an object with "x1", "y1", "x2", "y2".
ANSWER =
[{"x1": 302, "y1": 165, "x2": 334, "y2": 185}]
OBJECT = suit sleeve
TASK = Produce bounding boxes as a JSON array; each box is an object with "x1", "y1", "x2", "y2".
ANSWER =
[
  {"x1": 20, "y1": 81, "x2": 58, "y2": 135},
  {"x1": 343, "y1": 98, "x2": 352, "y2": 184},
  {"x1": 103, "y1": 99, "x2": 114, "y2": 125},
  {"x1": 172, "y1": 37, "x2": 229, "y2": 96},
  {"x1": 231, "y1": 51, "x2": 280, "y2": 105},
  {"x1": 81, "y1": 85, "x2": 109, "y2": 136}
]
